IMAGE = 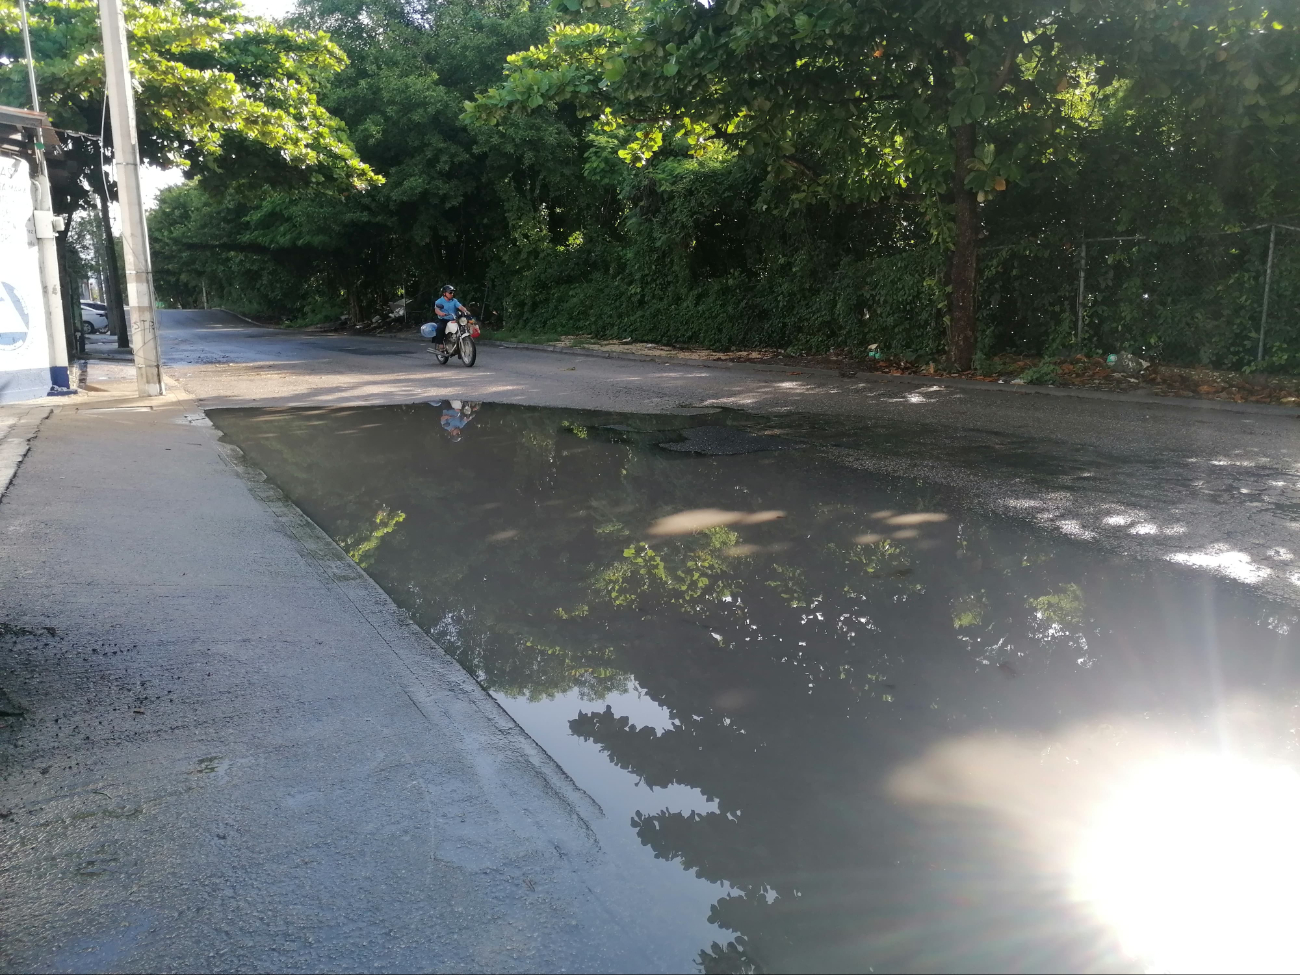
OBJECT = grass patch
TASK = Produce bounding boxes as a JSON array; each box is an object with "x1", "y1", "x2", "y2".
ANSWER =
[{"x1": 1017, "y1": 361, "x2": 1060, "y2": 385}]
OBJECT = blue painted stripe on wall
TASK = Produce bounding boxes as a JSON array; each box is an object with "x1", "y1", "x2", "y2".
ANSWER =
[{"x1": 0, "y1": 366, "x2": 55, "y2": 405}]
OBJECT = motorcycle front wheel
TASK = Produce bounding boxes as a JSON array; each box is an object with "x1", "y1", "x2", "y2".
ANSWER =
[{"x1": 458, "y1": 336, "x2": 477, "y2": 367}]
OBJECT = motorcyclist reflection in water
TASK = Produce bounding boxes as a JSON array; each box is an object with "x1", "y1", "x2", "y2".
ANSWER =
[{"x1": 435, "y1": 400, "x2": 479, "y2": 442}]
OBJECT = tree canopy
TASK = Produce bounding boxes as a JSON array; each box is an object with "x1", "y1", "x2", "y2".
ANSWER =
[
  {"x1": 0, "y1": 0, "x2": 376, "y2": 195},
  {"x1": 133, "y1": 0, "x2": 1300, "y2": 373},
  {"x1": 469, "y1": 0, "x2": 1300, "y2": 366}
]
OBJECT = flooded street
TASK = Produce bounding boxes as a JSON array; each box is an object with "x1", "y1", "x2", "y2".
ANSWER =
[{"x1": 212, "y1": 401, "x2": 1300, "y2": 973}]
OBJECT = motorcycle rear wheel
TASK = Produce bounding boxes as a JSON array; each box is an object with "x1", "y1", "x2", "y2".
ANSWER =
[
  {"x1": 458, "y1": 336, "x2": 477, "y2": 367},
  {"x1": 434, "y1": 346, "x2": 450, "y2": 365}
]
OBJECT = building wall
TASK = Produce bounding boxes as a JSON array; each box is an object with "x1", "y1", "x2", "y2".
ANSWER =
[{"x1": 0, "y1": 154, "x2": 53, "y2": 405}]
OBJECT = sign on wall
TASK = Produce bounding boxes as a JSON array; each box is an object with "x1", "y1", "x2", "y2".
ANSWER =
[{"x1": 0, "y1": 154, "x2": 52, "y2": 404}]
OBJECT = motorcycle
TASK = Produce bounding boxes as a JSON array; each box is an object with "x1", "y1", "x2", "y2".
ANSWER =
[{"x1": 420, "y1": 313, "x2": 479, "y2": 368}]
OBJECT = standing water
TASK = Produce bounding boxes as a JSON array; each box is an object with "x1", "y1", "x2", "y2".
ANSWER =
[{"x1": 212, "y1": 401, "x2": 1300, "y2": 974}]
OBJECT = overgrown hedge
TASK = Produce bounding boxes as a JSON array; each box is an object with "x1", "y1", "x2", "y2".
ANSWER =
[
  {"x1": 145, "y1": 1, "x2": 1300, "y2": 376},
  {"x1": 494, "y1": 160, "x2": 1300, "y2": 372}
]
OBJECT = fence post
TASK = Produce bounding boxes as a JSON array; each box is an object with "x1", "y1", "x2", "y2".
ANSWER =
[
  {"x1": 1259, "y1": 224, "x2": 1277, "y2": 364},
  {"x1": 1076, "y1": 239, "x2": 1087, "y2": 348}
]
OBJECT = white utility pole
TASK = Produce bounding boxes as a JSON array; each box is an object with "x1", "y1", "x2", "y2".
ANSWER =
[
  {"x1": 98, "y1": 0, "x2": 164, "y2": 396},
  {"x1": 17, "y1": 0, "x2": 71, "y2": 392}
]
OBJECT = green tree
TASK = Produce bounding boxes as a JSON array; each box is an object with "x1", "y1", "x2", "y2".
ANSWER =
[
  {"x1": 151, "y1": 0, "x2": 587, "y2": 321},
  {"x1": 0, "y1": 0, "x2": 376, "y2": 190},
  {"x1": 469, "y1": 0, "x2": 1300, "y2": 369}
]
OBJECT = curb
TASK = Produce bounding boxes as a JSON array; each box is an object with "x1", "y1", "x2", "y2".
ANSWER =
[
  {"x1": 160, "y1": 361, "x2": 609, "y2": 832},
  {"x1": 0, "y1": 405, "x2": 53, "y2": 503},
  {"x1": 213, "y1": 435, "x2": 604, "y2": 826},
  {"x1": 215, "y1": 307, "x2": 275, "y2": 328},
  {"x1": 82, "y1": 348, "x2": 135, "y2": 362},
  {"x1": 478, "y1": 339, "x2": 1300, "y2": 419}
]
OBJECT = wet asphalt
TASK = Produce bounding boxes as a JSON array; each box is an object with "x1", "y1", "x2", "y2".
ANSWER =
[
  {"x1": 207, "y1": 398, "x2": 1300, "y2": 973},
  {"x1": 156, "y1": 309, "x2": 1300, "y2": 971},
  {"x1": 4, "y1": 311, "x2": 1299, "y2": 973},
  {"x1": 159, "y1": 309, "x2": 1300, "y2": 608},
  {"x1": 0, "y1": 328, "x2": 678, "y2": 973}
]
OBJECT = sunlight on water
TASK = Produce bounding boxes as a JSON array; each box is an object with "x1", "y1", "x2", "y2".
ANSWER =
[
  {"x1": 1075, "y1": 753, "x2": 1300, "y2": 974},
  {"x1": 211, "y1": 401, "x2": 1300, "y2": 973}
]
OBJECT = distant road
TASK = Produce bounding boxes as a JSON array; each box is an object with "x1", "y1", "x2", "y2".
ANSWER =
[{"x1": 157, "y1": 308, "x2": 1300, "y2": 605}]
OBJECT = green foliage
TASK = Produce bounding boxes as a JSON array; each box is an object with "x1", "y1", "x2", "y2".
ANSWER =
[
  {"x1": 152, "y1": 0, "x2": 579, "y2": 321},
  {"x1": 342, "y1": 506, "x2": 406, "y2": 566},
  {"x1": 1017, "y1": 361, "x2": 1061, "y2": 385},
  {"x1": 141, "y1": 0, "x2": 1300, "y2": 372},
  {"x1": 491, "y1": 146, "x2": 947, "y2": 356},
  {"x1": 0, "y1": 0, "x2": 375, "y2": 190},
  {"x1": 464, "y1": 0, "x2": 1300, "y2": 368}
]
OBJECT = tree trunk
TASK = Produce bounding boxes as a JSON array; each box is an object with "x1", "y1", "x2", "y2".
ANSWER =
[
  {"x1": 54, "y1": 227, "x2": 82, "y2": 360},
  {"x1": 97, "y1": 189, "x2": 130, "y2": 349},
  {"x1": 348, "y1": 286, "x2": 362, "y2": 326},
  {"x1": 948, "y1": 121, "x2": 978, "y2": 371}
]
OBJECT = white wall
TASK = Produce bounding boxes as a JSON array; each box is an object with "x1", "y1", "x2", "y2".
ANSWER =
[{"x1": 0, "y1": 154, "x2": 53, "y2": 405}]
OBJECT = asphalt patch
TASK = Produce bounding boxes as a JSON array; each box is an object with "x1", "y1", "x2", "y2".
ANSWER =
[{"x1": 657, "y1": 425, "x2": 796, "y2": 455}]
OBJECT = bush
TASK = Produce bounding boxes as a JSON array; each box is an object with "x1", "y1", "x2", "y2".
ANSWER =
[{"x1": 1017, "y1": 361, "x2": 1061, "y2": 385}]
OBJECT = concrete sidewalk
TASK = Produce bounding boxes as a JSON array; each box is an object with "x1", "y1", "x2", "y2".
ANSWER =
[{"x1": 0, "y1": 376, "x2": 661, "y2": 971}]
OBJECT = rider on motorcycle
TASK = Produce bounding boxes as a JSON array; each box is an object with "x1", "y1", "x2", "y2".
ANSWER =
[{"x1": 430, "y1": 285, "x2": 469, "y2": 349}]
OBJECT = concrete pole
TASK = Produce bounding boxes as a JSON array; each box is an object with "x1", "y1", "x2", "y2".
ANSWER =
[
  {"x1": 18, "y1": 0, "x2": 40, "y2": 112},
  {"x1": 98, "y1": 0, "x2": 164, "y2": 396},
  {"x1": 18, "y1": 0, "x2": 71, "y2": 391},
  {"x1": 29, "y1": 144, "x2": 72, "y2": 390}
]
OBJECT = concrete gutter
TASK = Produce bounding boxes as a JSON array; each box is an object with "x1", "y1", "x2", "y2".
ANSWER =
[
  {"x1": 0, "y1": 373, "x2": 663, "y2": 972},
  {"x1": 0, "y1": 404, "x2": 52, "y2": 502}
]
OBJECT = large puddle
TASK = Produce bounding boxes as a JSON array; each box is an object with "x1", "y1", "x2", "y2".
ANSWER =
[{"x1": 212, "y1": 401, "x2": 1300, "y2": 974}]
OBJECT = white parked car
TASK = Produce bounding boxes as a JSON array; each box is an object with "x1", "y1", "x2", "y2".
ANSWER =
[{"x1": 79, "y1": 301, "x2": 110, "y2": 334}]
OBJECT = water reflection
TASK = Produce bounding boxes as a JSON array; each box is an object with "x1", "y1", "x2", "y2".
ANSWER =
[
  {"x1": 211, "y1": 401, "x2": 1300, "y2": 973},
  {"x1": 436, "y1": 399, "x2": 479, "y2": 441}
]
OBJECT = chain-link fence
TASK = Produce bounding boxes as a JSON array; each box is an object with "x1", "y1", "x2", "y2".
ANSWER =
[{"x1": 1076, "y1": 224, "x2": 1300, "y2": 371}]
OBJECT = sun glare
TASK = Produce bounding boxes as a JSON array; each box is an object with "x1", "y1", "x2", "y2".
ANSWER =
[{"x1": 1072, "y1": 753, "x2": 1300, "y2": 974}]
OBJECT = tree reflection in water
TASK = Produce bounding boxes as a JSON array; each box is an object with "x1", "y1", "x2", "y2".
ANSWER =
[{"x1": 212, "y1": 401, "x2": 1300, "y2": 974}]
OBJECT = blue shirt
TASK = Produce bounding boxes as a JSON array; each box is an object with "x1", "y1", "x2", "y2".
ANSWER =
[{"x1": 435, "y1": 296, "x2": 465, "y2": 320}]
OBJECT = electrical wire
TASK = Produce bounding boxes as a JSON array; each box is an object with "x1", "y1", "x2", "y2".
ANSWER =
[{"x1": 99, "y1": 88, "x2": 110, "y2": 202}]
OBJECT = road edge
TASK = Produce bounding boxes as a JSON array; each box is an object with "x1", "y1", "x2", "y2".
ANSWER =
[
  {"x1": 478, "y1": 339, "x2": 1300, "y2": 418},
  {"x1": 181, "y1": 312, "x2": 1300, "y2": 418},
  {"x1": 0, "y1": 405, "x2": 53, "y2": 504},
  {"x1": 207, "y1": 427, "x2": 608, "y2": 833}
]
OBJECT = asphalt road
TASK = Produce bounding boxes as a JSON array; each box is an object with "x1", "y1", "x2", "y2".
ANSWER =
[
  {"x1": 2, "y1": 326, "x2": 678, "y2": 973},
  {"x1": 5, "y1": 309, "x2": 1296, "y2": 972},
  {"x1": 154, "y1": 309, "x2": 1300, "y2": 607}
]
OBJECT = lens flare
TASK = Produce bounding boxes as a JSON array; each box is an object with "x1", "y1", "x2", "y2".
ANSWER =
[{"x1": 1072, "y1": 753, "x2": 1300, "y2": 974}]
